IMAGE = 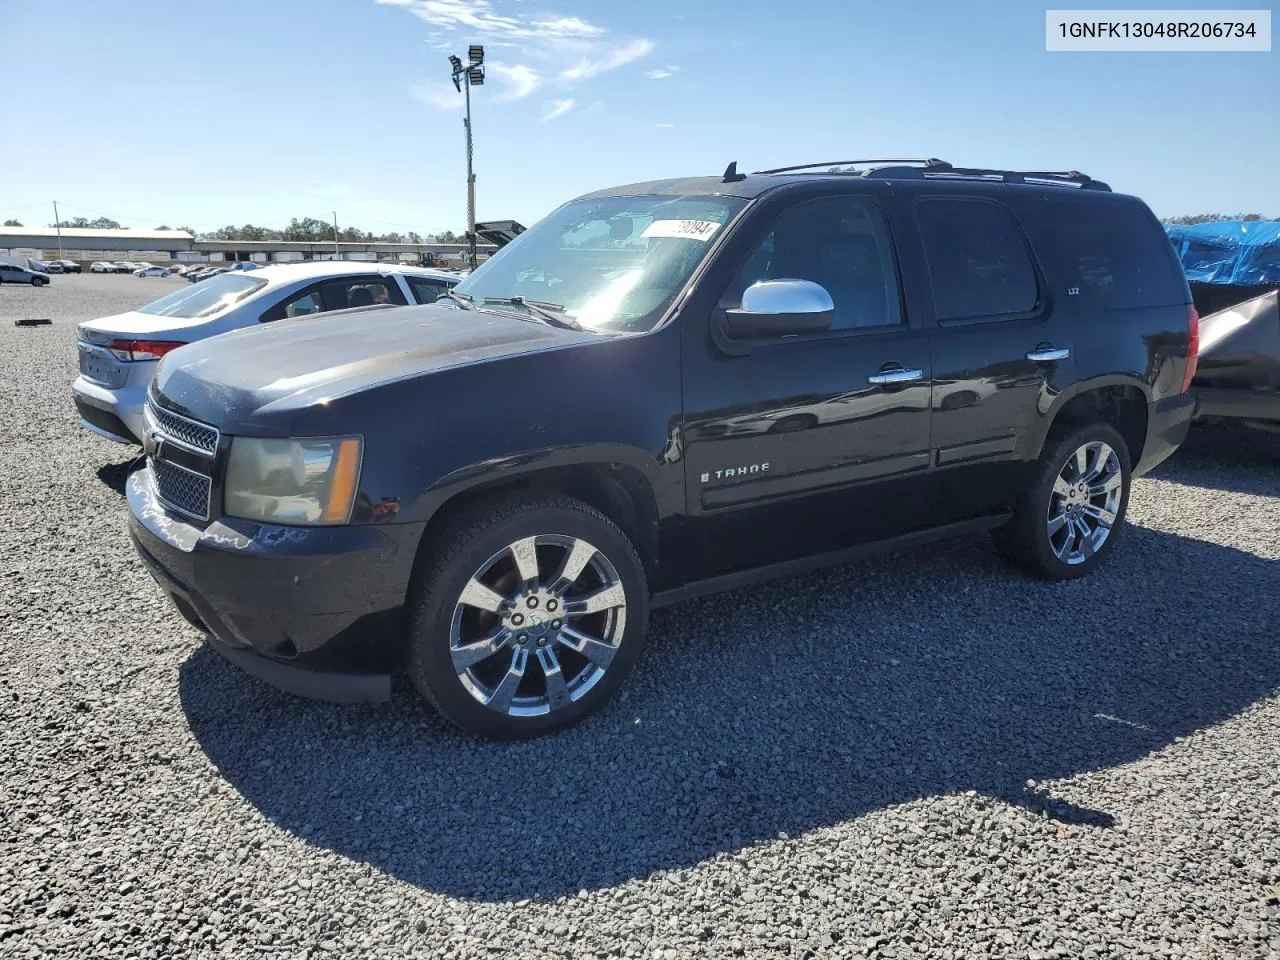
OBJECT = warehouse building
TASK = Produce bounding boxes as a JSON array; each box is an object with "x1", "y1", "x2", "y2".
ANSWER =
[{"x1": 0, "y1": 226, "x2": 493, "y2": 266}]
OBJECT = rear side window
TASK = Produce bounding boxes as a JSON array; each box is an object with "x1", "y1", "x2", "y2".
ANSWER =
[
  {"x1": 262, "y1": 276, "x2": 408, "y2": 322},
  {"x1": 1047, "y1": 199, "x2": 1184, "y2": 308},
  {"x1": 915, "y1": 197, "x2": 1039, "y2": 322},
  {"x1": 407, "y1": 276, "x2": 453, "y2": 304}
]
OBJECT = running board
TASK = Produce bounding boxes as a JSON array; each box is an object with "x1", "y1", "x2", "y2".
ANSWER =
[{"x1": 650, "y1": 513, "x2": 1012, "y2": 609}]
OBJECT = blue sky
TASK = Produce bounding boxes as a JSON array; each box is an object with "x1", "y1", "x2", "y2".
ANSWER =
[{"x1": 1, "y1": 0, "x2": 1277, "y2": 235}]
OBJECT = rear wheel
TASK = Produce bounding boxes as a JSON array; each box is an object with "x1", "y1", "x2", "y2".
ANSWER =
[
  {"x1": 406, "y1": 492, "x2": 649, "y2": 738},
  {"x1": 993, "y1": 422, "x2": 1131, "y2": 580}
]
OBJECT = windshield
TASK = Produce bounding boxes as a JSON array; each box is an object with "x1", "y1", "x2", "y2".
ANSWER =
[
  {"x1": 454, "y1": 194, "x2": 747, "y2": 332},
  {"x1": 137, "y1": 273, "x2": 268, "y2": 319}
]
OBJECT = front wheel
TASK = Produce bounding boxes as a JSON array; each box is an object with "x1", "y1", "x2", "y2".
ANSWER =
[
  {"x1": 406, "y1": 493, "x2": 649, "y2": 738},
  {"x1": 993, "y1": 422, "x2": 1131, "y2": 580},
  {"x1": 32, "y1": 277, "x2": 47, "y2": 287}
]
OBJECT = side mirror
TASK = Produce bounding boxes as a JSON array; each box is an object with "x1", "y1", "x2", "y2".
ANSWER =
[{"x1": 724, "y1": 279, "x2": 835, "y2": 337}]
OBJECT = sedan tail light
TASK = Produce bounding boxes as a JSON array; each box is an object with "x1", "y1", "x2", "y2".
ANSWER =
[
  {"x1": 104, "y1": 339, "x2": 186, "y2": 361},
  {"x1": 1181, "y1": 303, "x2": 1199, "y2": 393}
]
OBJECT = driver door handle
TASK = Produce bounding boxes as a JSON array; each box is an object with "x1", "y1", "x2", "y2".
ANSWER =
[
  {"x1": 1027, "y1": 347, "x2": 1070, "y2": 362},
  {"x1": 867, "y1": 367, "x2": 924, "y2": 385}
]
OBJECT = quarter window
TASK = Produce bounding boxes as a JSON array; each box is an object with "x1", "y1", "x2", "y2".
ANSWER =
[
  {"x1": 1046, "y1": 199, "x2": 1184, "y2": 308},
  {"x1": 725, "y1": 196, "x2": 903, "y2": 331},
  {"x1": 915, "y1": 197, "x2": 1039, "y2": 322}
]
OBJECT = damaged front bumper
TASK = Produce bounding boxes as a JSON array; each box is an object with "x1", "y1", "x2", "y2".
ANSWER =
[{"x1": 126, "y1": 468, "x2": 425, "y2": 703}]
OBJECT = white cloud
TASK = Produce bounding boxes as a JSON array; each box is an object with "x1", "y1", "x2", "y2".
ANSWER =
[
  {"x1": 411, "y1": 80, "x2": 464, "y2": 110},
  {"x1": 382, "y1": 0, "x2": 654, "y2": 110},
  {"x1": 646, "y1": 65, "x2": 679, "y2": 80},
  {"x1": 379, "y1": 0, "x2": 608, "y2": 40},
  {"x1": 653, "y1": 122, "x2": 674, "y2": 129},
  {"x1": 560, "y1": 38, "x2": 654, "y2": 82},
  {"x1": 540, "y1": 98, "x2": 576, "y2": 122},
  {"x1": 488, "y1": 62, "x2": 540, "y2": 101}
]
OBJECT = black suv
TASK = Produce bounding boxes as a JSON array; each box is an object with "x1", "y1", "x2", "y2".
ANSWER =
[{"x1": 127, "y1": 159, "x2": 1198, "y2": 738}]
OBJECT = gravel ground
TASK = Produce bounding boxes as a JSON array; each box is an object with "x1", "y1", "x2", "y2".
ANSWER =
[{"x1": 2, "y1": 274, "x2": 1278, "y2": 959}]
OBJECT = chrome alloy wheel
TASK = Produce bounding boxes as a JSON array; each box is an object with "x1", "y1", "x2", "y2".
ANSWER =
[
  {"x1": 1047, "y1": 440, "x2": 1123, "y2": 565},
  {"x1": 448, "y1": 535, "x2": 627, "y2": 717}
]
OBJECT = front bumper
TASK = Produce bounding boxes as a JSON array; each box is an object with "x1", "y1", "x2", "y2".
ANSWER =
[
  {"x1": 127, "y1": 468, "x2": 425, "y2": 703},
  {"x1": 1134, "y1": 392, "x2": 1198, "y2": 476}
]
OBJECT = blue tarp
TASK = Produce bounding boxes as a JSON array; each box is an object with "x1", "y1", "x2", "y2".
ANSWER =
[{"x1": 1165, "y1": 220, "x2": 1280, "y2": 284}]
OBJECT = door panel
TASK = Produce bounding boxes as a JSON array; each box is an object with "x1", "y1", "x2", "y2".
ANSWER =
[
  {"x1": 677, "y1": 192, "x2": 934, "y2": 582},
  {"x1": 903, "y1": 193, "x2": 1076, "y2": 523}
]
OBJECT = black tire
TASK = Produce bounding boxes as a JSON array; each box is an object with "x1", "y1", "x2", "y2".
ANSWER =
[
  {"x1": 993, "y1": 421, "x2": 1132, "y2": 580},
  {"x1": 32, "y1": 277, "x2": 47, "y2": 287},
  {"x1": 406, "y1": 492, "x2": 649, "y2": 739}
]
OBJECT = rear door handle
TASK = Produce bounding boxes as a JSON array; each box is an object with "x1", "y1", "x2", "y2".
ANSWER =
[
  {"x1": 867, "y1": 367, "x2": 925, "y2": 385},
  {"x1": 1026, "y1": 347, "x2": 1070, "y2": 362}
]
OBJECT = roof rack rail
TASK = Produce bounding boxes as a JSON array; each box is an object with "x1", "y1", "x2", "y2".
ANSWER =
[
  {"x1": 861, "y1": 165, "x2": 1111, "y2": 191},
  {"x1": 753, "y1": 158, "x2": 950, "y2": 175},
  {"x1": 752, "y1": 159, "x2": 1111, "y2": 191}
]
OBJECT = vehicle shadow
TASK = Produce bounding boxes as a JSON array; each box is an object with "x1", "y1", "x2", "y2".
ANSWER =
[
  {"x1": 178, "y1": 524, "x2": 1280, "y2": 902},
  {"x1": 1150, "y1": 421, "x2": 1280, "y2": 496},
  {"x1": 96, "y1": 457, "x2": 143, "y2": 497}
]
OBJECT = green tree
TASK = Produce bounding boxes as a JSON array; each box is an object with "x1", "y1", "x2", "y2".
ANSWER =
[
  {"x1": 1163, "y1": 213, "x2": 1268, "y2": 225},
  {"x1": 52, "y1": 216, "x2": 125, "y2": 229},
  {"x1": 3, "y1": 219, "x2": 21, "y2": 227}
]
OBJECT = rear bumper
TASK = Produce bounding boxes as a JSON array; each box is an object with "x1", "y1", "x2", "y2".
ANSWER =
[
  {"x1": 73, "y1": 373, "x2": 149, "y2": 444},
  {"x1": 1192, "y1": 386, "x2": 1280, "y2": 424},
  {"x1": 126, "y1": 467, "x2": 425, "y2": 703},
  {"x1": 1135, "y1": 392, "x2": 1198, "y2": 476}
]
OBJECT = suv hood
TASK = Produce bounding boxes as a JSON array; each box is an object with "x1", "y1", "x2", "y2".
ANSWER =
[{"x1": 153, "y1": 302, "x2": 594, "y2": 429}]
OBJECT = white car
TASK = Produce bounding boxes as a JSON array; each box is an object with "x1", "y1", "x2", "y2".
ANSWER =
[
  {"x1": 89, "y1": 261, "x2": 114, "y2": 273},
  {"x1": 73, "y1": 261, "x2": 460, "y2": 444},
  {"x1": 133, "y1": 266, "x2": 170, "y2": 277}
]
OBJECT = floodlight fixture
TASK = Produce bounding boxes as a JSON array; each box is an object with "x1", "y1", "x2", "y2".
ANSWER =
[
  {"x1": 468, "y1": 66, "x2": 484, "y2": 85},
  {"x1": 468, "y1": 44, "x2": 484, "y2": 64}
]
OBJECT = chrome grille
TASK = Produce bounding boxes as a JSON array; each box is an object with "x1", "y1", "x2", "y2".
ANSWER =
[
  {"x1": 150, "y1": 458, "x2": 212, "y2": 521},
  {"x1": 145, "y1": 399, "x2": 219, "y2": 455}
]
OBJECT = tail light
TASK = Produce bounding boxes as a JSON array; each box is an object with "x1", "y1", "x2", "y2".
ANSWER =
[
  {"x1": 104, "y1": 339, "x2": 186, "y2": 361},
  {"x1": 1180, "y1": 303, "x2": 1199, "y2": 393}
]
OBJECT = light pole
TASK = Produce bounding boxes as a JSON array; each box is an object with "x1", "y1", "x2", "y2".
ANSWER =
[
  {"x1": 449, "y1": 46, "x2": 484, "y2": 270},
  {"x1": 51, "y1": 199, "x2": 64, "y2": 261},
  {"x1": 332, "y1": 210, "x2": 340, "y2": 260}
]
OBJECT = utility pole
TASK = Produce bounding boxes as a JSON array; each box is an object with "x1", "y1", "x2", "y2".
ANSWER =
[
  {"x1": 449, "y1": 46, "x2": 484, "y2": 270},
  {"x1": 52, "y1": 201, "x2": 64, "y2": 260},
  {"x1": 332, "y1": 211, "x2": 340, "y2": 260}
]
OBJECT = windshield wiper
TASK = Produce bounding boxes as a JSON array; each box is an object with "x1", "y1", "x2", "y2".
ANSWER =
[
  {"x1": 479, "y1": 296, "x2": 584, "y2": 331},
  {"x1": 440, "y1": 289, "x2": 475, "y2": 310}
]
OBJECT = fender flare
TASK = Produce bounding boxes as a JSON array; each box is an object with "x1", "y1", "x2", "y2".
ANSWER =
[{"x1": 1030, "y1": 375, "x2": 1152, "y2": 460}]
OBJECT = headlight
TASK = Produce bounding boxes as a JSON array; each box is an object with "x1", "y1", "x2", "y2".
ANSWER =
[{"x1": 224, "y1": 436, "x2": 362, "y2": 525}]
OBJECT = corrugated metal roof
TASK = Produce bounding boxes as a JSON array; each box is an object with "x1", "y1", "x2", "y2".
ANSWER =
[{"x1": 0, "y1": 226, "x2": 193, "y2": 240}]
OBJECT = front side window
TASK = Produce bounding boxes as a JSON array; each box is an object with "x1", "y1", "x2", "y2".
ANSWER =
[
  {"x1": 916, "y1": 197, "x2": 1039, "y2": 322},
  {"x1": 453, "y1": 194, "x2": 747, "y2": 332},
  {"x1": 722, "y1": 196, "x2": 903, "y2": 331},
  {"x1": 137, "y1": 273, "x2": 267, "y2": 319}
]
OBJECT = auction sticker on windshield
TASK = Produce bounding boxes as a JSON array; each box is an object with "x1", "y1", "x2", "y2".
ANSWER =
[{"x1": 641, "y1": 219, "x2": 722, "y2": 241}]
